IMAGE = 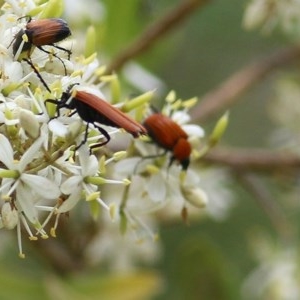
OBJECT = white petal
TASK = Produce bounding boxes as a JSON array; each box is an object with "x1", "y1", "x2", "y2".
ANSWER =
[
  {"x1": 16, "y1": 183, "x2": 39, "y2": 224},
  {"x1": 61, "y1": 176, "x2": 82, "y2": 194},
  {"x1": 0, "y1": 177, "x2": 14, "y2": 195},
  {"x1": 58, "y1": 190, "x2": 81, "y2": 213},
  {"x1": 78, "y1": 147, "x2": 98, "y2": 175},
  {"x1": 114, "y1": 157, "x2": 141, "y2": 174},
  {"x1": 0, "y1": 111, "x2": 5, "y2": 123},
  {"x1": 0, "y1": 134, "x2": 14, "y2": 168},
  {"x1": 182, "y1": 124, "x2": 205, "y2": 138},
  {"x1": 48, "y1": 119, "x2": 69, "y2": 137},
  {"x1": 19, "y1": 136, "x2": 44, "y2": 171},
  {"x1": 21, "y1": 174, "x2": 61, "y2": 199},
  {"x1": 6, "y1": 61, "x2": 23, "y2": 83},
  {"x1": 185, "y1": 169, "x2": 201, "y2": 185},
  {"x1": 172, "y1": 111, "x2": 190, "y2": 124},
  {"x1": 146, "y1": 174, "x2": 166, "y2": 202}
]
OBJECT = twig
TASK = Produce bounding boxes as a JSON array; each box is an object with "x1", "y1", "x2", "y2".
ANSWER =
[
  {"x1": 105, "y1": 0, "x2": 211, "y2": 74},
  {"x1": 190, "y1": 46, "x2": 300, "y2": 122},
  {"x1": 202, "y1": 147, "x2": 300, "y2": 173},
  {"x1": 236, "y1": 172, "x2": 294, "y2": 241}
]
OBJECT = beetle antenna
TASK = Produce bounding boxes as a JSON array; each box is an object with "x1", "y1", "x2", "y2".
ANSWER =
[
  {"x1": 52, "y1": 44, "x2": 72, "y2": 60},
  {"x1": 17, "y1": 15, "x2": 32, "y2": 22}
]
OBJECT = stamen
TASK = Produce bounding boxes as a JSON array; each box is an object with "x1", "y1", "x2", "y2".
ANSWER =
[
  {"x1": 96, "y1": 197, "x2": 109, "y2": 211},
  {"x1": 20, "y1": 214, "x2": 37, "y2": 240},
  {"x1": 17, "y1": 220, "x2": 25, "y2": 258}
]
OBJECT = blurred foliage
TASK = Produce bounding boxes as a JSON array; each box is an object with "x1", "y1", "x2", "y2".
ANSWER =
[
  {"x1": 2, "y1": 0, "x2": 300, "y2": 299},
  {"x1": 0, "y1": 264, "x2": 161, "y2": 300}
]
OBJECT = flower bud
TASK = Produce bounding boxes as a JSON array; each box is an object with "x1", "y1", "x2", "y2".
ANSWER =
[
  {"x1": 243, "y1": 0, "x2": 270, "y2": 30},
  {"x1": 166, "y1": 90, "x2": 176, "y2": 103},
  {"x1": 209, "y1": 111, "x2": 229, "y2": 147},
  {"x1": 122, "y1": 90, "x2": 154, "y2": 112},
  {"x1": 146, "y1": 164, "x2": 160, "y2": 175},
  {"x1": 182, "y1": 97, "x2": 198, "y2": 109},
  {"x1": 109, "y1": 203, "x2": 117, "y2": 221},
  {"x1": 85, "y1": 26, "x2": 96, "y2": 58},
  {"x1": 113, "y1": 151, "x2": 127, "y2": 161},
  {"x1": 86, "y1": 191, "x2": 100, "y2": 201},
  {"x1": 39, "y1": 0, "x2": 64, "y2": 18},
  {"x1": 181, "y1": 185, "x2": 208, "y2": 208},
  {"x1": 1, "y1": 202, "x2": 18, "y2": 229}
]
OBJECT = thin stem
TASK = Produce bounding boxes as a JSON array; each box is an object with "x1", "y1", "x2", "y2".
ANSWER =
[
  {"x1": 190, "y1": 46, "x2": 300, "y2": 122},
  {"x1": 203, "y1": 147, "x2": 300, "y2": 173},
  {"x1": 120, "y1": 175, "x2": 132, "y2": 211}
]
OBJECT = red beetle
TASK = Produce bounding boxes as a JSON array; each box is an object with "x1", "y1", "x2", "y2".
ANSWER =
[
  {"x1": 13, "y1": 17, "x2": 71, "y2": 59},
  {"x1": 12, "y1": 17, "x2": 72, "y2": 91},
  {"x1": 143, "y1": 113, "x2": 191, "y2": 170},
  {"x1": 47, "y1": 85, "x2": 147, "y2": 150}
]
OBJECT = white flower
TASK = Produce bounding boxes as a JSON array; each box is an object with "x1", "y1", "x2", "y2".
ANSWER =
[
  {"x1": 85, "y1": 211, "x2": 161, "y2": 271},
  {"x1": 58, "y1": 145, "x2": 99, "y2": 213},
  {"x1": 0, "y1": 134, "x2": 60, "y2": 224},
  {"x1": 113, "y1": 157, "x2": 208, "y2": 222},
  {"x1": 58, "y1": 145, "x2": 123, "y2": 215},
  {"x1": 243, "y1": 0, "x2": 300, "y2": 36},
  {"x1": 198, "y1": 168, "x2": 235, "y2": 221},
  {"x1": 242, "y1": 243, "x2": 300, "y2": 300}
]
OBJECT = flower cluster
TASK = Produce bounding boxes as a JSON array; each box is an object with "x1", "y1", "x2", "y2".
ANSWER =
[
  {"x1": 242, "y1": 234, "x2": 300, "y2": 300},
  {"x1": 110, "y1": 91, "x2": 227, "y2": 227},
  {"x1": 0, "y1": 0, "x2": 227, "y2": 259},
  {"x1": 0, "y1": 0, "x2": 137, "y2": 257},
  {"x1": 243, "y1": 0, "x2": 300, "y2": 37}
]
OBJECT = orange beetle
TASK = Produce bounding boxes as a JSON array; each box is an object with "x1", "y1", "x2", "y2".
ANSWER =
[
  {"x1": 12, "y1": 18, "x2": 72, "y2": 90},
  {"x1": 143, "y1": 113, "x2": 191, "y2": 170},
  {"x1": 13, "y1": 17, "x2": 71, "y2": 59},
  {"x1": 46, "y1": 85, "x2": 147, "y2": 150}
]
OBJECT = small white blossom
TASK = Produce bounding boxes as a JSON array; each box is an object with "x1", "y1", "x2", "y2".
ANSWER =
[
  {"x1": 242, "y1": 239, "x2": 300, "y2": 300},
  {"x1": 59, "y1": 146, "x2": 101, "y2": 213},
  {"x1": 243, "y1": 0, "x2": 300, "y2": 37},
  {"x1": 0, "y1": 134, "x2": 60, "y2": 224}
]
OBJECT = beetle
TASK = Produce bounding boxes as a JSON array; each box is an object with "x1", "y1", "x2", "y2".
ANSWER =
[
  {"x1": 143, "y1": 113, "x2": 191, "y2": 170},
  {"x1": 13, "y1": 17, "x2": 72, "y2": 60},
  {"x1": 11, "y1": 17, "x2": 72, "y2": 91},
  {"x1": 46, "y1": 85, "x2": 147, "y2": 150}
]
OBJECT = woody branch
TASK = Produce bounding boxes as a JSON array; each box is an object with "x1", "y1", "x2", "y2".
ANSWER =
[{"x1": 104, "y1": 0, "x2": 211, "y2": 74}]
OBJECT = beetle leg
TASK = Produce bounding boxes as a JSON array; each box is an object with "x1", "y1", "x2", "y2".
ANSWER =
[
  {"x1": 23, "y1": 58, "x2": 51, "y2": 93},
  {"x1": 89, "y1": 123, "x2": 111, "y2": 152},
  {"x1": 37, "y1": 45, "x2": 69, "y2": 75},
  {"x1": 51, "y1": 44, "x2": 72, "y2": 60}
]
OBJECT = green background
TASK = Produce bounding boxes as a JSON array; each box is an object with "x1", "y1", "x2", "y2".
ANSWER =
[{"x1": 0, "y1": 0, "x2": 296, "y2": 299}]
